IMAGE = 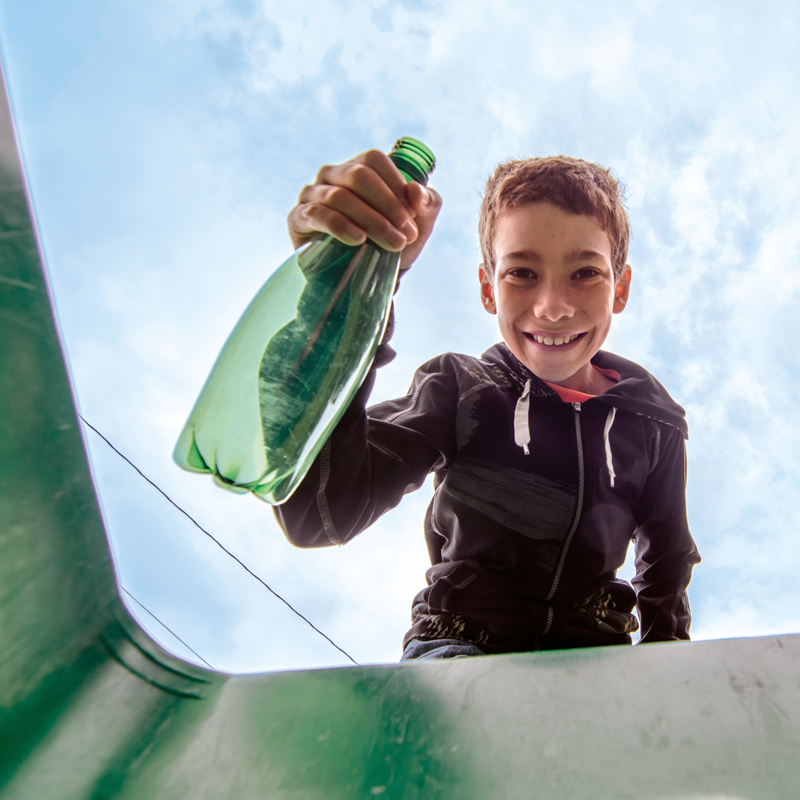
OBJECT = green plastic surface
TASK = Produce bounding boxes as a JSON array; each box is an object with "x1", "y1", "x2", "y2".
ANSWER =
[{"x1": 1, "y1": 59, "x2": 799, "y2": 800}]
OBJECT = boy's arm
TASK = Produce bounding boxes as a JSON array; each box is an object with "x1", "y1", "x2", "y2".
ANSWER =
[
  {"x1": 631, "y1": 427, "x2": 701, "y2": 642},
  {"x1": 273, "y1": 354, "x2": 459, "y2": 548},
  {"x1": 274, "y1": 149, "x2": 446, "y2": 546}
]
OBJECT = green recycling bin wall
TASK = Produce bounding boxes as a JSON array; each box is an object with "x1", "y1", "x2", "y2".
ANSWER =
[{"x1": 1, "y1": 56, "x2": 799, "y2": 800}]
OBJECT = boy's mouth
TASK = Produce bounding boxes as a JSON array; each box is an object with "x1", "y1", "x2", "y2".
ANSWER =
[{"x1": 523, "y1": 332, "x2": 585, "y2": 347}]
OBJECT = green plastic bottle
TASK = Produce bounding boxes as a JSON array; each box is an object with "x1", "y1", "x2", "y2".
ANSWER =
[{"x1": 173, "y1": 137, "x2": 435, "y2": 504}]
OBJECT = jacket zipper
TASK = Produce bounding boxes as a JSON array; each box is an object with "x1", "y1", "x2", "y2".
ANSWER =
[{"x1": 545, "y1": 402, "x2": 585, "y2": 601}]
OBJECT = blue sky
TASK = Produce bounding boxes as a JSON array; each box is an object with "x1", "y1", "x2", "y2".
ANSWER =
[{"x1": 1, "y1": 0, "x2": 799, "y2": 672}]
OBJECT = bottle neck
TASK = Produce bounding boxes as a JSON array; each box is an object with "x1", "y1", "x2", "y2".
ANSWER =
[
  {"x1": 387, "y1": 137, "x2": 435, "y2": 185},
  {"x1": 388, "y1": 154, "x2": 425, "y2": 185}
]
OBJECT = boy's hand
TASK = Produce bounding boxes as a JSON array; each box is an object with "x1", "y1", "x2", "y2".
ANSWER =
[
  {"x1": 287, "y1": 149, "x2": 442, "y2": 273},
  {"x1": 548, "y1": 605, "x2": 636, "y2": 647}
]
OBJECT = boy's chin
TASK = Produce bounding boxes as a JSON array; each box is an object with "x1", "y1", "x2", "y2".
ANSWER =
[
  {"x1": 514, "y1": 351, "x2": 593, "y2": 389},
  {"x1": 508, "y1": 337, "x2": 603, "y2": 390}
]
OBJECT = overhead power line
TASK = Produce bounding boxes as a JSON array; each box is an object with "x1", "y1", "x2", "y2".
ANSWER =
[
  {"x1": 79, "y1": 414, "x2": 359, "y2": 667},
  {"x1": 121, "y1": 585, "x2": 216, "y2": 670}
]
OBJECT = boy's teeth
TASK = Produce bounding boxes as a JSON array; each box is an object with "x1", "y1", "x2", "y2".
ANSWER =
[{"x1": 534, "y1": 334, "x2": 577, "y2": 346}]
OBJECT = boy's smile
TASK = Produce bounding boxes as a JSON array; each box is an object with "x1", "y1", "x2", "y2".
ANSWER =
[{"x1": 480, "y1": 201, "x2": 631, "y2": 395}]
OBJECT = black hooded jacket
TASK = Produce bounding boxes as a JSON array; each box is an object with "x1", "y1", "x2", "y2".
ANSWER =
[{"x1": 275, "y1": 342, "x2": 700, "y2": 654}]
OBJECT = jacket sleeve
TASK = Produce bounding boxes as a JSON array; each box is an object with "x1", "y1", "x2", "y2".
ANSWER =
[
  {"x1": 273, "y1": 348, "x2": 460, "y2": 548},
  {"x1": 631, "y1": 426, "x2": 701, "y2": 642}
]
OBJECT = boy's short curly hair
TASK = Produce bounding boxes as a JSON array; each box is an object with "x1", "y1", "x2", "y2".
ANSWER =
[{"x1": 479, "y1": 155, "x2": 630, "y2": 281}]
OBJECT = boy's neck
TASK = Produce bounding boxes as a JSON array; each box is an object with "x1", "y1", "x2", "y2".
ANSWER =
[
  {"x1": 544, "y1": 363, "x2": 617, "y2": 397},
  {"x1": 545, "y1": 364, "x2": 621, "y2": 403}
]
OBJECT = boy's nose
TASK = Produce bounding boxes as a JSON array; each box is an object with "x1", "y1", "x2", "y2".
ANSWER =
[{"x1": 533, "y1": 283, "x2": 573, "y2": 321}]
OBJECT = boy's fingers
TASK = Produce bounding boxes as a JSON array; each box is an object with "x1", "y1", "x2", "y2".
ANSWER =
[
  {"x1": 315, "y1": 152, "x2": 415, "y2": 233},
  {"x1": 406, "y1": 182, "x2": 442, "y2": 230},
  {"x1": 289, "y1": 182, "x2": 411, "y2": 251},
  {"x1": 398, "y1": 185, "x2": 442, "y2": 273},
  {"x1": 287, "y1": 149, "x2": 437, "y2": 260},
  {"x1": 288, "y1": 202, "x2": 367, "y2": 248},
  {"x1": 354, "y1": 148, "x2": 413, "y2": 207}
]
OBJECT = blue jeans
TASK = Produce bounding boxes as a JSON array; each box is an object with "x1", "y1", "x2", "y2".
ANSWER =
[{"x1": 400, "y1": 638, "x2": 486, "y2": 661}]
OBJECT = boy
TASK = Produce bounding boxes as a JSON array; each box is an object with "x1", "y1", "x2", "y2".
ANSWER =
[{"x1": 275, "y1": 149, "x2": 700, "y2": 660}]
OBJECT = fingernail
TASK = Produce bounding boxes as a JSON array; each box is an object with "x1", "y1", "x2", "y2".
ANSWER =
[
  {"x1": 386, "y1": 229, "x2": 407, "y2": 249},
  {"x1": 401, "y1": 219, "x2": 418, "y2": 239},
  {"x1": 347, "y1": 226, "x2": 366, "y2": 244},
  {"x1": 420, "y1": 187, "x2": 431, "y2": 205}
]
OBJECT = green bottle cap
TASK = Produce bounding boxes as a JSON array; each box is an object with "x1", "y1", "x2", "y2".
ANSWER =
[{"x1": 388, "y1": 137, "x2": 436, "y2": 185}]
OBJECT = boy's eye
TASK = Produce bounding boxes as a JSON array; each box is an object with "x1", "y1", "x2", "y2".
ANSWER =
[
  {"x1": 508, "y1": 268, "x2": 537, "y2": 279},
  {"x1": 574, "y1": 267, "x2": 600, "y2": 279}
]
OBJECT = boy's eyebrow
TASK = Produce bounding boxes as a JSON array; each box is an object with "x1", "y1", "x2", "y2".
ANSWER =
[
  {"x1": 499, "y1": 248, "x2": 608, "y2": 263},
  {"x1": 566, "y1": 248, "x2": 609, "y2": 262},
  {"x1": 500, "y1": 249, "x2": 542, "y2": 262}
]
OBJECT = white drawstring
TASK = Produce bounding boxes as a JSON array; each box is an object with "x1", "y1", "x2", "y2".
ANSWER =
[
  {"x1": 604, "y1": 407, "x2": 617, "y2": 487},
  {"x1": 516, "y1": 382, "x2": 618, "y2": 485},
  {"x1": 514, "y1": 379, "x2": 532, "y2": 455}
]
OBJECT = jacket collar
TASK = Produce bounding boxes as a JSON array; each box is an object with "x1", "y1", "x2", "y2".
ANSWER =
[{"x1": 480, "y1": 343, "x2": 688, "y2": 439}]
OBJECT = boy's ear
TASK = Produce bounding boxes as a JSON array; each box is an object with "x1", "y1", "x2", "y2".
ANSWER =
[
  {"x1": 613, "y1": 265, "x2": 632, "y2": 314},
  {"x1": 479, "y1": 265, "x2": 497, "y2": 315}
]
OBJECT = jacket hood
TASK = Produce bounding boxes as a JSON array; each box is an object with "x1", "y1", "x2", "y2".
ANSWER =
[{"x1": 481, "y1": 343, "x2": 688, "y2": 439}]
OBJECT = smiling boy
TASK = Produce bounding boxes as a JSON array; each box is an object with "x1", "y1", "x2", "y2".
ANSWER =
[
  {"x1": 275, "y1": 151, "x2": 700, "y2": 659},
  {"x1": 481, "y1": 202, "x2": 630, "y2": 394}
]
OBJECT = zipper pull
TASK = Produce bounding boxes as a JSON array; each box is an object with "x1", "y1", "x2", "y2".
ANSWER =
[{"x1": 572, "y1": 402, "x2": 582, "y2": 412}]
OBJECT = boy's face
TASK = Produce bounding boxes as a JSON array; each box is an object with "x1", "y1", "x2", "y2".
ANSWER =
[{"x1": 479, "y1": 201, "x2": 631, "y2": 393}]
